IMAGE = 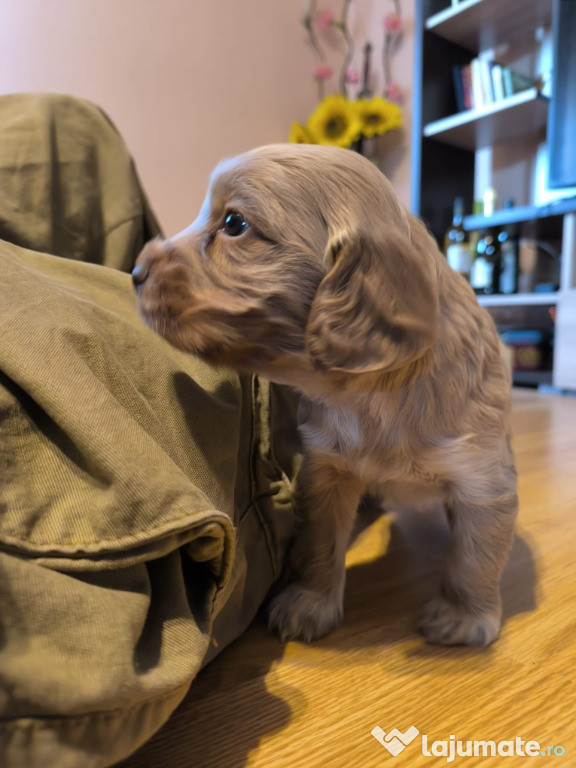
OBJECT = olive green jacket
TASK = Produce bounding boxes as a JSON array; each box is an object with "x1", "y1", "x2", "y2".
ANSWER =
[{"x1": 0, "y1": 94, "x2": 299, "y2": 767}]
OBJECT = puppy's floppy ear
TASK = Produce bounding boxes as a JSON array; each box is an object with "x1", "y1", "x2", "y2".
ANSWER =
[{"x1": 305, "y1": 220, "x2": 439, "y2": 373}]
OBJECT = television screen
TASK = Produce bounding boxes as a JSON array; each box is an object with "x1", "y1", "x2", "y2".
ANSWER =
[{"x1": 548, "y1": 0, "x2": 576, "y2": 189}]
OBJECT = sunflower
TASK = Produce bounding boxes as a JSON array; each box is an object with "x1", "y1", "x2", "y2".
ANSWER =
[
  {"x1": 355, "y1": 96, "x2": 402, "y2": 138},
  {"x1": 289, "y1": 122, "x2": 315, "y2": 144},
  {"x1": 306, "y1": 96, "x2": 362, "y2": 148}
]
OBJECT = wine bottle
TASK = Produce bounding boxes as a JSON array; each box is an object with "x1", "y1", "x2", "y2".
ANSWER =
[
  {"x1": 470, "y1": 187, "x2": 501, "y2": 294},
  {"x1": 489, "y1": 230, "x2": 502, "y2": 294},
  {"x1": 471, "y1": 229, "x2": 501, "y2": 294},
  {"x1": 498, "y1": 199, "x2": 519, "y2": 294},
  {"x1": 470, "y1": 229, "x2": 490, "y2": 293},
  {"x1": 444, "y1": 197, "x2": 471, "y2": 280}
]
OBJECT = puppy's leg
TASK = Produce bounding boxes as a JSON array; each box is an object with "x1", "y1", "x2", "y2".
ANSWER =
[
  {"x1": 419, "y1": 445, "x2": 517, "y2": 647},
  {"x1": 268, "y1": 455, "x2": 363, "y2": 642}
]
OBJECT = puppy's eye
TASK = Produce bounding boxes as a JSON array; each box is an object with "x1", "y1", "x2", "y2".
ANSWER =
[{"x1": 223, "y1": 211, "x2": 249, "y2": 237}]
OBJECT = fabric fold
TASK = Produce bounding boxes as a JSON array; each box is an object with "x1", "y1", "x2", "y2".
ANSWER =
[
  {"x1": 0, "y1": 93, "x2": 301, "y2": 768},
  {"x1": 0, "y1": 242, "x2": 237, "y2": 573}
]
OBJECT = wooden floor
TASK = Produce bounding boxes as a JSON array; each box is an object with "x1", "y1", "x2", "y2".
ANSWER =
[{"x1": 122, "y1": 389, "x2": 576, "y2": 768}]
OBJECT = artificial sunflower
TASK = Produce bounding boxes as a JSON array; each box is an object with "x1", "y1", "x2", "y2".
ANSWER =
[
  {"x1": 289, "y1": 122, "x2": 315, "y2": 144},
  {"x1": 354, "y1": 96, "x2": 402, "y2": 138},
  {"x1": 306, "y1": 95, "x2": 362, "y2": 148}
]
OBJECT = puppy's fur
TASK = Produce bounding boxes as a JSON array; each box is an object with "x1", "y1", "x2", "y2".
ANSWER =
[{"x1": 134, "y1": 145, "x2": 518, "y2": 647}]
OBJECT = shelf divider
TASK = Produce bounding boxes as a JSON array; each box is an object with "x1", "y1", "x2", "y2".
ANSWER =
[
  {"x1": 477, "y1": 293, "x2": 558, "y2": 308},
  {"x1": 463, "y1": 198, "x2": 576, "y2": 231}
]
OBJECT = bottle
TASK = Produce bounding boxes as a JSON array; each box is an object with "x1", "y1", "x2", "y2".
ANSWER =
[
  {"x1": 444, "y1": 197, "x2": 471, "y2": 280},
  {"x1": 470, "y1": 229, "x2": 501, "y2": 294},
  {"x1": 497, "y1": 199, "x2": 519, "y2": 294},
  {"x1": 466, "y1": 199, "x2": 483, "y2": 270},
  {"x1": 488, "y1": 229, "x2": 502, "y2": 293},
  {"x1": 470, "y1": 186, "x2": 501, "y2": 294},
  {"x1": 470, "y1": 229, "x2": 491, "y2": 293}
]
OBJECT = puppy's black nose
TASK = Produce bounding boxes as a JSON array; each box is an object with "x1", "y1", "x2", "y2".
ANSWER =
[{"x1": 131, "y1": 263, "x2": 149, "y2": 288}]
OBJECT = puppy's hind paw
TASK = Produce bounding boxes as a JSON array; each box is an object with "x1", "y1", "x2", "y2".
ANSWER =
[
  {"x1": 418, "y1": 597, "x2": 501, "y2": 647},
  {"x1": 267, "y1": 584, "x2": 343, "y2": 643}
]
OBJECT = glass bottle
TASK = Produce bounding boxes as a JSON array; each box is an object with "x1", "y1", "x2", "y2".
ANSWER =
[
  {"x1": 444, "y1": 197, "x2": 471, "y2": 280},
  {"x1": 471, "y1": 229, "x2": 501, "y2": 294},
  {"x1": 497, "y1": 200, "x2": 519, "y2": 294},
  {"x1": 470, "y1": 187, "x2": 501, "y2": 294},
  {"x1": 470, "y1": 229, "x2": 491, "y2": 293}
]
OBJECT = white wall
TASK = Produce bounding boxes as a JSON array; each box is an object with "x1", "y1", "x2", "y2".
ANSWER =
[{"x1": 0, "y1": 0, "x2": 414, "y2": 235}]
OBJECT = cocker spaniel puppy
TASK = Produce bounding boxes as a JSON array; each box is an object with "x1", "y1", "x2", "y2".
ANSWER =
[{"x1": 133, "y1": 145, "x2": 518, "y2": 647}]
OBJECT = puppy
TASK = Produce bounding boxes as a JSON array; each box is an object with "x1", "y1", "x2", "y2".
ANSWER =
[{"x1": 133, "y1": 144, "x2": 518, "y2": 647}]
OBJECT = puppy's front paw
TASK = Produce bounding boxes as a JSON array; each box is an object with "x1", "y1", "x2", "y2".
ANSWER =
[
  {"x1": 418, "y1": 597, "x2": 501, "y2": 647},
  {"x1": 267, "y1": 584, "x2": 343, "y2": 643}
]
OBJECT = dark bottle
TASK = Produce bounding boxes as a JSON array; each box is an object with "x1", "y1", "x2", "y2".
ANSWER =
[{"x1": 497, "y1": 200, "x2": 519, "y2": 294}]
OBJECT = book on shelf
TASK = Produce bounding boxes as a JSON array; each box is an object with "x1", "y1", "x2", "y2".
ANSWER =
[
  {"x1": 452, "y1": 59, "x2": 537, "y2": 113},
  {"x1": 491, "y1": 64, "x2": 506, "y2": 101}
]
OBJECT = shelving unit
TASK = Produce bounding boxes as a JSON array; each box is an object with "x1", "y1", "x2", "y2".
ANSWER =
[
  {"x1": 423, "y1": 89, "x2": 548, "y2": 151},
  {"x1": 425, "y1": 0, "x2": 551, "y2": 51},
  {"x1": 411, "y1": 0, "x2": 554, "y2": 239},
  {"x1": 411, "y1": 0, "x2": 576, "y2": 390}
]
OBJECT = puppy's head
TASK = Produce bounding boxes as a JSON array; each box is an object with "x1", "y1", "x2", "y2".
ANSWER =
[{"x1": 133, "y1": 145, "x2": 440, "y2": 384}]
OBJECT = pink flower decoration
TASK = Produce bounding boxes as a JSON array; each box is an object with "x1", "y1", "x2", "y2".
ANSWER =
[
  {"x1": 383, "y1": 12, "x2": 402, "y2": 33},
  {"x1": 317, "y1": 9, "x2": 334, "y2": 31},
  {"x1": 314, "y1": 64, "x2": 333, "y2": 80},
  {"x1": 345, "y1": 67, "x2": 360, "y2": 85},
  {"x1": 385, "y1": 82, "x2": 403, "y2": 103}
]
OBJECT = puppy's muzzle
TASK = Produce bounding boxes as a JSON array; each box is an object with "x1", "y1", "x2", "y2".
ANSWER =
[{"x1": 132, "y1": 239, "x2": 169, "y2": 292}]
